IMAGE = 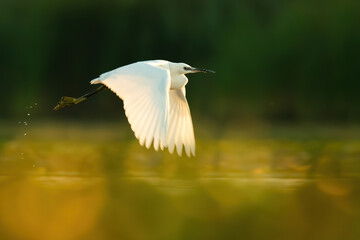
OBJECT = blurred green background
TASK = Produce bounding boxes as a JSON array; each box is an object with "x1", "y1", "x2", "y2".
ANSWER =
[
  {"x1": 1, "y1": 1, "x2": 360, "y2": 240},
  {"x1": 1, "y1": 0, "x2": 360, "y2": 123}
]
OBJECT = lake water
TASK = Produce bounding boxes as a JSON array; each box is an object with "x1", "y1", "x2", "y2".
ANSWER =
[
  {"x1": 0, "y1": 175, "x2": 359, "y2": 240},
  {"x1": 0, "y1": 122, "x2": 360, "y2": 239}
]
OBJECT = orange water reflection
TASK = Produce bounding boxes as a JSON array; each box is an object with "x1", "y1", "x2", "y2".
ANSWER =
[{"x1": 0, "y1": 177, "x2": 105, "y2": 240}]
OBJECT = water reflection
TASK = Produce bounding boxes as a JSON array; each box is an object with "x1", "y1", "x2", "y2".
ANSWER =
[
  {"x1": 0, "y1": 176, "x2": 358, "y2": 240},
  {"x1": 0, "y1": 123, "x2": 360, "y2": 239},
  {"x1": 0, "y1": 176, "x2": 105, "y2": 240}
]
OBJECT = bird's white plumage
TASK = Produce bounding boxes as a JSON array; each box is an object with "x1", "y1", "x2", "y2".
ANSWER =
[
  {"x1": 91, "y1": 60, "x2": 196, "y2": 157},
  {"x1": 167, "y1": 88, "x2": 195, "y2": 156}
]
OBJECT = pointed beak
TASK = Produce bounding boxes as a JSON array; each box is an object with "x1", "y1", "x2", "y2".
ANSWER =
[{"x1": 185, "y1": 67, "x2": 216, "y2": 73}]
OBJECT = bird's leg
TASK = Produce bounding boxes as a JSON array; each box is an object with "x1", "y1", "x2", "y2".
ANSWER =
[{"x1": 53, "y1": 85, "x2": 106, "y2": 111}]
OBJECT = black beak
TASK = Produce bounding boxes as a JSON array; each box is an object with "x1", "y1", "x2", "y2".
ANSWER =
[{"x1": 185, "y1": 67, "x2": 216, "y2": 73}]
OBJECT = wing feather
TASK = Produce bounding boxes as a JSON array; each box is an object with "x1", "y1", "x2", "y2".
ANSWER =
[
  {"x1": 131, "y1": 97, "x2": 153, "y2": 140},
  {"x1": 167, "y1": 88, "x2": 196, "y2": 157},
  {"x1": 138, "y1": 100, "x2": 154, "y2": 146},
  {"x1": 95, "y1": 61, "x2": 170, "y2": 151}
]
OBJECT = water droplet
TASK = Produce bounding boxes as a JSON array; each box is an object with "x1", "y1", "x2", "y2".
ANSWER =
[
  {"x1": 27, "y1": 113, "x2": 30, "y2": 116},
  {"x1": 34, "y1": 103, "x2": 38, "y2": 106},
  {"x1": 24, "y1": 133, "x2": 27, "y2": 136},
  {"x1": 29, "y1": 106, "x2": 33, "y2": 109},
  {"x1": 18, "y1": 121, "x2": 22, "y2": 124},
  {"x1": 24, "y1": 121, "x2": 28, "y2": 126}
]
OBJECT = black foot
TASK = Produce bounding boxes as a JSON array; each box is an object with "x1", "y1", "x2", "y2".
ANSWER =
[{"x1": 53, "y1": 96, "x2": 79, "y2": 111}]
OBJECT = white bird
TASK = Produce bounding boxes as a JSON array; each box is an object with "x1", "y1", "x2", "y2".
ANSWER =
[{"x1": 54, "y1": 60, "x2": 215, "y2": 157}]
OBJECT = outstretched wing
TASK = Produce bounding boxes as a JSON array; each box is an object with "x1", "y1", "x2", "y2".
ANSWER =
[
  {"x1": 167, "y1": 87, "x2": 196, "y2": 157},
  {"x1": 95, "y1": 61, "x2": 171, "y2": 151}
]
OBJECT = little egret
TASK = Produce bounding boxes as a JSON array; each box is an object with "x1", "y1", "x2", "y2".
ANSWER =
[{"x1": 54, "y1": 60, "x2": 215, "y2": 157}]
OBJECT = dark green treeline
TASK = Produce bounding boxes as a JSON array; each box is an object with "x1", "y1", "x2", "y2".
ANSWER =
[{"x1": 1, "y1": 0, "x2": 359, "y2": 123}]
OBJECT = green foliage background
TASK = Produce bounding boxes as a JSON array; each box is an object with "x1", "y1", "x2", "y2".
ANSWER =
[{"x1": 1, "y1": 0, "x2": 359, "y2": 122}]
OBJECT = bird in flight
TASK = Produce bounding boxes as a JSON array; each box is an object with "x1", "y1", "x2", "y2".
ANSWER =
[{"x1": 54, "y1": 60, "x2": 215, "y2": 157}]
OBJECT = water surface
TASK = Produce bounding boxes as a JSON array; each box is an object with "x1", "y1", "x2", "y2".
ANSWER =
[{"x1": 0, "y1": 122, "x2": 359, "y2": 240}]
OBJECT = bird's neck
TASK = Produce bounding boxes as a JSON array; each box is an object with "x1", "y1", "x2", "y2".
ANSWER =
[{"x1": 170, "y1": 74, "x2": 188, "y2": 90}]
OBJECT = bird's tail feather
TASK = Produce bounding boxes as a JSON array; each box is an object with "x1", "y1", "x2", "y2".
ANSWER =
[{"x1": 90, "y1": 78, "x2": 101, "y2": 84}]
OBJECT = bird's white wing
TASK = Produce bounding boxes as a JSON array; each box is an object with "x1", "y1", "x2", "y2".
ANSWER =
[
  {"x1": 97, "y1": 61, "x2": 171, "y2": 151},
  {"x1": 167, "y1": 87, "x2": 196, "y2": 157}
]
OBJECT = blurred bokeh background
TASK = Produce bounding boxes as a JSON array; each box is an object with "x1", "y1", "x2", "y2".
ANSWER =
[
  {"x1": 1, "y1": 0, "x2": 360, "y2": 240},
  {"x1": 1, "y1": 0, "x2": 360, "y2": 123}
]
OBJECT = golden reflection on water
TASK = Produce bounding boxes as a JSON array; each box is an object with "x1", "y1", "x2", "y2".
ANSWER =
[
  {"x1": 0, "y1": 175, "x2": 359, "y2": 240},
  {"x1": 0, "y1": 123, "x2": 360, "y2": 239},
  {"x1": 0, "y1": 177, "x2": 105, "y2": 240}
]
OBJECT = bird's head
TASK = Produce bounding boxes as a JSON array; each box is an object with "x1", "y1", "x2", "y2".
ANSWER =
[{"x1": 171, "y1": 62, "x2": 216, "y2": 75}]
